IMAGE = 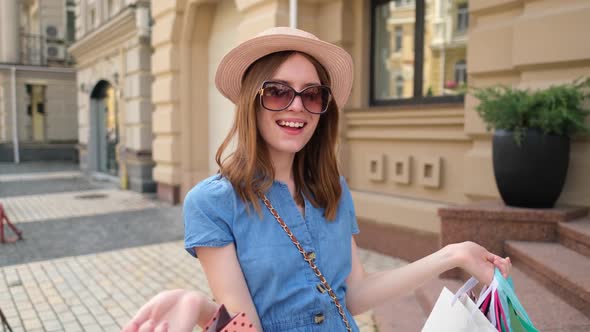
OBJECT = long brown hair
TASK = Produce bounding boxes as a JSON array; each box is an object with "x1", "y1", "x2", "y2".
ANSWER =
[{"x1": 215, "y1": 51, "x2": 342, "y2": 220}]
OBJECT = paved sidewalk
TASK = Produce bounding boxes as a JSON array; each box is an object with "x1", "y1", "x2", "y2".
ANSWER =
[
  {"x1": 0, "y1": 171, "x2": 82, "y2": 182},
  {"x1": 0, "y1": 162, "x2": 79, "y2": 175},
  {"x1": 2, "y1": 189, "x2": 161, "y2": 224},
  {"x1": 0, "y1": 241, "x2": 405, "y2": 332},
  {"x1": 0, "y1": 207, "x2": 184, "y2": 267},
  {"x1": 0, "y1": 163, "x2": 409, "y2": 331}
]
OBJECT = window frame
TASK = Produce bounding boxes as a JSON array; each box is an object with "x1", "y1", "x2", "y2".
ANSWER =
[
  {"x1": 454, "y1": 60, "x2": 467, "y2": 85},
  {"x1": 394, "y1": 25, "x2": 403, "y2": 52},
  {"x1": 456, "y1": 3, "x2": 469, "y2": 33},
  {"x1": 395, "y1": 75, "x2": 404, "y2": 98},
  {"x1": 369, "y1": 0, "x2": 465, "y2": 107}
]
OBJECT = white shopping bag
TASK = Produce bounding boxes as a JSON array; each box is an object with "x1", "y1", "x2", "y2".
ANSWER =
[{"x1": 422, "y1": 287, "x2": 497, "y2": 332}]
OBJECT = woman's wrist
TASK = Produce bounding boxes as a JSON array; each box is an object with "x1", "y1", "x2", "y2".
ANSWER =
[
  {"x1": 439, "y1": 242, "x2": 463, "y2": 272},
  {"x1": 192, "y1": 292, "x2": 220, "y2": 328}
]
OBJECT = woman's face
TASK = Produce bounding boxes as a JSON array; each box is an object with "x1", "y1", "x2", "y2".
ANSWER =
[{"x1": 256, "y1": 53, "x2": 322, "y2": 159}]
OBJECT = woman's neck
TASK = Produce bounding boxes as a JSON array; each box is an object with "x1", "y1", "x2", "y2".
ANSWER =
[
  {"x1": 270, "y1": 150, "x2": 304, "y2": 213},
  {"x1": 270, "y1": 150, "x2": 296, "y2": 184}
]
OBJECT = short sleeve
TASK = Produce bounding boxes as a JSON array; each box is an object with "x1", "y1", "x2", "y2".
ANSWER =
[
  {"x1": 183, "y1": 176, "x2": 236, "y2": 258},
  {"x1": 340, "y1": 176, "x2": 360, "y2": 235}
]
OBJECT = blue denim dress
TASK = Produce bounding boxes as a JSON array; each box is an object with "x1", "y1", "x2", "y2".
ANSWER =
[{"x1": 184, "y1": 174, "x2": 360, "y2": 332}]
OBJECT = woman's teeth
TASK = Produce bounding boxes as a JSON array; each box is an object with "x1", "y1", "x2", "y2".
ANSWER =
[{"x1": 278, "y1": 120, "x2": 305, "y2": 128}]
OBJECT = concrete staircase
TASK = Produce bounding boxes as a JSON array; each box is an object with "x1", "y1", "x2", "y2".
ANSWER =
[
  {"x1": 373, "y1": 205, "x2": 590, "y2": 331},
  {"x1": 505, "y1": 216, "x2": 590, "y2": 320}
]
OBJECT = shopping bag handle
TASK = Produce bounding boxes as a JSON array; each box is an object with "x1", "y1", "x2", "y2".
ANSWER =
[{"x1": 451, "y1": 277, "x2": 479, "y2": 306}]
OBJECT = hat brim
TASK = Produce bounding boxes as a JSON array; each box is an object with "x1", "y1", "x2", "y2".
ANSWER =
[{"x1": 215, "y1": 34, "x2": 353, "y2": 109}]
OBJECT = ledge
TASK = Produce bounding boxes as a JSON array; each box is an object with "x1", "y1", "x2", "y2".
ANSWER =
[
  {"x1": 439, "y1": 200, "x2": 589, "y2": 223},
  {"x1": 69, "y1": 8, "x2": 137, "y2": 60}
]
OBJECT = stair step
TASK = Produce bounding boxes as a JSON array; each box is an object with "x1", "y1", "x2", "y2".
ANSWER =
[
  {"x1": 560, "y1": 218, "x2": 590, "y2": 257},
  {"x1": 507, "y1": 266, "x2": 590, "y2": 331},
  {"x1": 505, "y1": 241, "x2": 590, "y2": 318}
]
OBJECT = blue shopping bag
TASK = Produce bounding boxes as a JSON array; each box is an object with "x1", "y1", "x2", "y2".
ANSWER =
[{"x1": 494, "y1": 268, "x2": 539, "y2": 332}]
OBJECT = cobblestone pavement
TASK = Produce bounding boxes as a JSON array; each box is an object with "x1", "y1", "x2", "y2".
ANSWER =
[
  {"x1": 0, "y1": 242, "x2": 404, "y2": 332},
  {"x1": 0, "y1": 163, "x2": 407, "y2": 332},
  {"x1": 2, "y1": 189, "x2": 162, "y2": 224}
]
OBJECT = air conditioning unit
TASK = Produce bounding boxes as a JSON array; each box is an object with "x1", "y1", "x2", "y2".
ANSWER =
[
  {"x1": 46, "y1": 43, "x2": 66, "y2": 60},
  {"x1": 44, "y1": 24, "x2": 63, "y2": 42}
]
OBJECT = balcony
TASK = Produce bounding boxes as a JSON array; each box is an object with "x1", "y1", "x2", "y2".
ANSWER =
[{"x1": 20, "y1": 33, "x2": 74, "y2": 67}]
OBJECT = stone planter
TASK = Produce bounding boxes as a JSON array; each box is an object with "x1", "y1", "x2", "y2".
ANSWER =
[{"x1": 492, "y1": 129, "x2": 569, "y2": 208}]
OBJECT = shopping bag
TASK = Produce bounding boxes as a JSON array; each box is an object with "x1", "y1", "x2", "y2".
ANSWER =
[
  {"x1": 422, "y1": 287, "x2": 497, "y2": 332},
  {"x1": 203, "y1": 304, "x2": 255, "y2": 332},
  {"x1": 508, "y1": 299, "x2": 528, "y2": 332},
  {"x1": 493, "y1": 269, "x2": 539, "y2": 332}
]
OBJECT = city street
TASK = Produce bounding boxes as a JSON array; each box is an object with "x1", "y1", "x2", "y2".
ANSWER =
[{"x1": 0, "y1": 162, "x2": 404, "y2": 332}]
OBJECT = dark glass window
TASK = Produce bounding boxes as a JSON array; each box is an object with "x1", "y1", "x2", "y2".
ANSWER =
[
  {"x1": 454, "y1": 60, "x2": 467, "y2": 85},
  {"x1": 370, "y1": 0, "x2": 467, "y2": 106},
  {"x1": 457, "y1": 3, "x2": 469, "y2": 33},
  {"x1": 394, "y1": 26, "x2": 403, "y2": 52},
  {"x1": 66, "y1": 1, "x2": 76, "y2": 42},
  {"x1": 67, "y1": 11, "x2": 76, "y2": 42}
]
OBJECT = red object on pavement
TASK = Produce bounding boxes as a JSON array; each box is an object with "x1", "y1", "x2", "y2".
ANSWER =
[{"x1": 0, "y1": 203, "x2": 22, "y2": 244}]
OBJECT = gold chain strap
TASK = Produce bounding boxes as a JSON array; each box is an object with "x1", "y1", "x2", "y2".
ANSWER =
[{"x1": 258, "y1": 192, "x2": 353, "y2": 332}]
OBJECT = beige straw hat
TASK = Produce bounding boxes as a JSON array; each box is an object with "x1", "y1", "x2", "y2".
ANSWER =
[{"x1": 215, "y1": 27, "x2": 354, "y2": 109}]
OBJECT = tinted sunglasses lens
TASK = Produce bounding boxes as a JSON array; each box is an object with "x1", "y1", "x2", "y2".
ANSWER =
[
  {"x1": 261, "y1": 83, "x2": 294, "y2": 111},
  {"x1": 302, "y1": 86, "x2": 331, "y2": 114}
]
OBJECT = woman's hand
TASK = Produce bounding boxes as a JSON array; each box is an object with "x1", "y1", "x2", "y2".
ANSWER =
[
  {"x1": 449, "y1": 241, "x2": 512, "y2": 285},
  {"x1": 122, "y1": 289, "x2": 219, "y2": 332}
]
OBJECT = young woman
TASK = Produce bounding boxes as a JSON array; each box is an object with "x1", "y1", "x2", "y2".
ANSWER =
[{"x1": 123, "y1": 27, "x2": 511, "y2": 332}]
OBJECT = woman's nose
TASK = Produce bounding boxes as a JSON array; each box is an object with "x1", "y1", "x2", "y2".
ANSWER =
[{"x1": 289, "y1": 94, "x2": 306, "y2": 112}]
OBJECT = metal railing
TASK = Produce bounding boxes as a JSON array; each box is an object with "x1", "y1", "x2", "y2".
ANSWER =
[
  {"x1": 19, "y1": 33, "x2": 74, "y2": 67},
  {"x1": 20, "y1": 33, "x2": 46, "y2": 66}
]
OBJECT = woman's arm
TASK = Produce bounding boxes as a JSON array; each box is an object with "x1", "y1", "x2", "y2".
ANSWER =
[
  {"x1": 197, "y1": 244, "x2": 263, "y2": 331},
  {"x1": 345, "y1": 238, "x2": 511, "y2": 315},
  {"x1": 123, "y1": 244, "x2": 262, "y2": 332}
]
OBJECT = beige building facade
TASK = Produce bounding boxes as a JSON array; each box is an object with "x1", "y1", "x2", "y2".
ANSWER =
[
  {"x1": 69, "y1": 0, "x2": 155, "y2": 192},
  {"x1": 0, "y1": 0, "x2": 77, "y2": 162},
  {"x1": 150, "y1": 0, "x2": 590, "y2": 259}
]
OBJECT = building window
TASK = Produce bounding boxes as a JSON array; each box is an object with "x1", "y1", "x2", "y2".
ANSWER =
[
  {"x1": 66, "y1": 1, "x2": 76, "y2": 42},
  {"x1": 457, "y1": 3, "x2": 469, "y2": 32},
  {"x1": 395, "y1": 75, "x2": 404, "y2": 97},
  {"x1": 371, "y1": 0, "x2": 467, "y2": 106},
  {"x1": 373, "y1": 1, "x2": 392, "y2": 100},
  {"x1": 454, "y1": 60, "x2": 467, "y2": 85},
  {"x1": 394, "y1": 26, "x2": 403, "y2": 52},
  {"x1": 89, "y1": 7, "x2": 96, "y2": 29},
  {"x1": 394, "y1": 0, "x2": 415, "y2": 7}
]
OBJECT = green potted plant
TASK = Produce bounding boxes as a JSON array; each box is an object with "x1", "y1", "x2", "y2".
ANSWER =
[{"x1": 472, "y1": 78, "x2": 590, "y2": 208}]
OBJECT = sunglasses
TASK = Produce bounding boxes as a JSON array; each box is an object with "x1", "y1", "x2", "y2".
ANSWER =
[{"x1": 258, "y1": 81, "x2": 332, "y2": 114}]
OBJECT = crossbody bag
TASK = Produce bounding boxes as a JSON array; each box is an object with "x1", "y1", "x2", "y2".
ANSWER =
[{"x1": 258, "y1": 192, "x2": 353, "y2": 332}]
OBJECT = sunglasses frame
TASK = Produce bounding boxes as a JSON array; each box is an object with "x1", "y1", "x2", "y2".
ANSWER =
[{"x1": 258, "y1": 80, "x2": 333, "y2": 114}]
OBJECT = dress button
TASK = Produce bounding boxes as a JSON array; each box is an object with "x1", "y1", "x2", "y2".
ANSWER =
[
  {"x1": 316, "y1": 283, "x2": 326, "y2": 293},
  {"x1": 314, "y1": 313, "x2": 325, "y2": 324},
  {"x1": 306, "y1": 251, "x2": 316, "y2": 260}
]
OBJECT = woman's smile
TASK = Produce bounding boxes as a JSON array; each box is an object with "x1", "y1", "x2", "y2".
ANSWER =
[{"x1": 276, "y1": 118, "x2": 308, "y2": 135}]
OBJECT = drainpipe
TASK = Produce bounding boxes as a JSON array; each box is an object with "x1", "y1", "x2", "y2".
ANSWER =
[
  {"x1": 290, "y1": 0, "x2": 297, "y2": 29},
  {"x1": 10, "y1": 67, "x2": 20, "y2": 164}
]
